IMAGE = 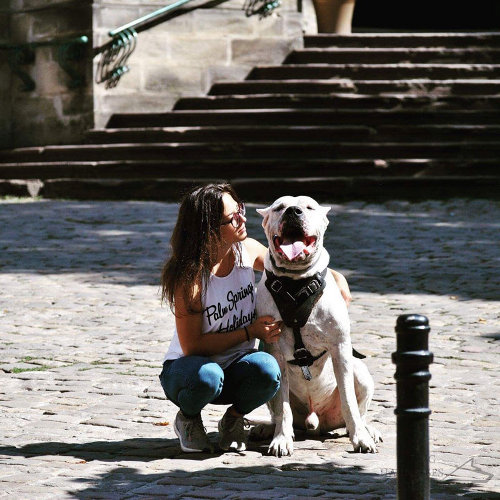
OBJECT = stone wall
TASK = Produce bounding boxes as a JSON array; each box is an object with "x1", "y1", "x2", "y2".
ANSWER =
[
  {"x1": 1, "y1": 0, "x2": 313, "y2": 147},
  {"x1": 5, "y1": 0, "x2": 93, "y2": 148},
  {"x1": 93, "y1": 0, "x2": 311, "y2": 128},
  {"x1": 0, "y1": 10, "x2": 12, "y2": 148}
]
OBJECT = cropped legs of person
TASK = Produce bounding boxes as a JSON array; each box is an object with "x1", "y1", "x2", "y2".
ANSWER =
[
  {"x1": 312, "y1": 0, "x2": 356, "y2": 34},
  {"x1": 159, "y1": 351, "x2": 280, "y2": 452}
]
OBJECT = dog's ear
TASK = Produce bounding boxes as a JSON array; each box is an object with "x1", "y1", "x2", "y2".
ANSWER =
[{"x1": 256, "y1": 207, "x2": 271, "y2": 228}]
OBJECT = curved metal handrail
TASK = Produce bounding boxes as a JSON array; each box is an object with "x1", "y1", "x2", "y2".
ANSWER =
[
  {"x1": 95, "y1": 29, "x2": 138, "y2": 89},
  {"x1": 0, "y1": 35, "x2": 89, "y2": 91},
  {"x1": 109, "y1": 0, "x2": 195, "y2": 37},
  {"x1": 95, "y1": 0, "x2": 282, "y2": 88}
]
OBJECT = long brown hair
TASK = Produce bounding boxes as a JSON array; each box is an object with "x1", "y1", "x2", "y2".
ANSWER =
[{"x1": 161, "y1": 183, "x2": 243, "y2": 314}]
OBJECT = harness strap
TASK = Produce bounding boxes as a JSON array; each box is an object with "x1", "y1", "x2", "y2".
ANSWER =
[
  {"x1": 265, "y1": 267, "x2": 367, "y2": 379},
  {"x1": 266, "y1": 269, "x2": 328, "y2": 380}
]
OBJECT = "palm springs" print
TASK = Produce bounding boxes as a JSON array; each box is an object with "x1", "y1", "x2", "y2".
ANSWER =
[{"x1": 204, "y1": 282, "x2": 256, "y2": 333}]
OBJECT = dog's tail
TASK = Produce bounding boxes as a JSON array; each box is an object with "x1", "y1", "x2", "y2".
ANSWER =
[{"x1": 305, "y1": 412, "x2": 319, "y2": 431}]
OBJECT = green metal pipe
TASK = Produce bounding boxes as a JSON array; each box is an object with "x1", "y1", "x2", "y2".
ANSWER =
[{"x1": 109, "y1": 0, "x2": 194, "y2": 37}]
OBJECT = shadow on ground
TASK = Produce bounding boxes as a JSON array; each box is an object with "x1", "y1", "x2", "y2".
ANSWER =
[
  {"x1": 0, "y1": 199, "x2": 499, "y2": 301},
  {"x1": 0, "y1": 438, "x2": 497, "y2": 499}
]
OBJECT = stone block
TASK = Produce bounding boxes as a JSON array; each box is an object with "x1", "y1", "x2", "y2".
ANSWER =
[
  {"x1": 231, "y1": 37, "x2": 299, "y2": 65},
  {"x1": 60, "y1": 92, "x2": 94, "y2": 117},
  {"x1": 96, "y1": 6, "x2": 142, "y2": 32},
  {"x1": 133, "y1": 33, "x2": 168, "y2": 63},
  {"x1": 33, "y1": 49, "x2": 66, "y2": 96},
  {"x1": 192, "y1": 10, "x2": 254, "y2": 37},
  {"x1": 0, "y1": 113, "x2": 11, "y2": 149},
  {"x1": 9, "y1": 0, "x2": 23, "y2": 10},
  {"x1": 143, "y1": 64, "x2": 202, "y2": 93},
  {"x1": 31, "y1": 7, "x2": 92, "y2": 40},
  {"x1": 167, "y1": 38, "x2": 228, "y2": 65},
  {"x1": 147, "y1": 14, "x2": 194, "y2": 34},
  {"x1": 251, "y1": 13, "x2": 285, "y2": 36},
  {"x1": 19, "y1": 0, "x2": 49, "y2": 8},
  {"x1": 301, "y1": 0, "x2": 318, "y2": 34},
  {"x1": 0, "y1": 180, "x2": 37, "y2": 198},
  {"x1": 9, "y1": 13, "x2": 33, "y2": 44},
  {"x1": 284, "y1": 12, "x2": 306, "y2": 37},
  {"x1": 0, "y1": 14, "x2": 9, "y2": 40},
  {"x1": 0, "y1": 56, "x2": 11, "y2": 92},
  {"x1": 94, "y1": 94, "x2": 177, "y2": 128},
  {"x1": 10, "y1": 95, "x2": 92, "y2": 147}
]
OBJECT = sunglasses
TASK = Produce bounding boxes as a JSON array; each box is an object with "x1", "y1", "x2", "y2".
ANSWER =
[{"x1": 221, "y1": 203, "x2": 246, "y2": 228}]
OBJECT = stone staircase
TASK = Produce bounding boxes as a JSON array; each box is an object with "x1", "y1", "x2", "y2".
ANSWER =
[{"x1": 1, "y1": 33, "x2": 499, "y2": 201}]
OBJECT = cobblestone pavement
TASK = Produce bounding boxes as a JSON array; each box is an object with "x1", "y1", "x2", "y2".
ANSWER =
[{"x1": 0, "y1": 197, "x2": 498, "y2": 499}]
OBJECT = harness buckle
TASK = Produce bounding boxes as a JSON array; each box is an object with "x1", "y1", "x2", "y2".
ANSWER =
[
  {"x1": 307, "y1": 280, "x2": 320, "y2": 294},
  {"x1": 270, "y1": 280, "x2": 282, "y2": 293},
  {"x1": 296, "y1": 279, "x2": 320, "y2": 300},
  {"x1": 293, "y1": 348, "x2": 313, "y2": 365}
]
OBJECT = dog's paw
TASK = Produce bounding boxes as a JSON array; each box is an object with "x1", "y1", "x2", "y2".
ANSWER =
[
  {"x1": 268, "y1": 434, "x2": 294, "y2": 457},
  {"x1": 350, "y1": 427, "x2": 377, "y2": 453},
  {"x1": 249, "y1": 423, "x2": 275, "y2": 441},
  {"x1": 365, "y1": 424, "x2": 383, "y2": 444}
]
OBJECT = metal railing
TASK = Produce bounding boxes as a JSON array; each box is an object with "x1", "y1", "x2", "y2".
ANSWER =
[
  {"x1": 0, "y1": 35, "x2": 89, "y2": 92},
  {"x1": 1, "y1": 0, "x2": 285, "y2": 91},
  {"x1": 95, "y1": 0, "x2": 282, "y2": 89}
]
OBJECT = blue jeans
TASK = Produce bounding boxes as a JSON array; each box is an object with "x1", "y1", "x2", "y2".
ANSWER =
[{"x1": 159, "y1": 351, "x2": 281, "y2": 417}]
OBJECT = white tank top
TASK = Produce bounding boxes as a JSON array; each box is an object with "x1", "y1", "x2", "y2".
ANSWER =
[{"x1": 163, "y1": 243, "x2": 258, "y2": 368}]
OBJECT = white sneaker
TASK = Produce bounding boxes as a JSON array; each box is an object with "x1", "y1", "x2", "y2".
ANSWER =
[
  {"x1": 218, "y1": 411, "x2": 248, "y2": 452},
  {"x1": 174, "y1": 411, "x2": 214, "y2": 453}
]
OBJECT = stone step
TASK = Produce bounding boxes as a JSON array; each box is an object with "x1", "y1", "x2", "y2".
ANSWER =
[
  {"x1": 0, "y1": 159, "x2": 497, "y2": 180},
  {"x1": 106, "y1": 109, "x2": 500, "y2": 128},
  {"x1": 86, "y1": 125, "x2": 500, "y2": 144},
  {"x1": 303, "y1": 33, "x2": 500, "y2": 49},
  {"x1": 209, "y1": 79, "x2": 500, "y2": 96},
  {"x1": 173, "y1": 94, "x2": 500, "y2": 111},
  {"x1": 2, "y1": 141, "x2": 499, "y2": 163},
  {"x1": 285, "y1": 48, "x2": 500, "y2": 65},
  {"x1": 248, "y1": 64, "x2": 500, "y2": 81},
  {"x1": 1, "y1": 175, "x2": 498, "y2": 202}
]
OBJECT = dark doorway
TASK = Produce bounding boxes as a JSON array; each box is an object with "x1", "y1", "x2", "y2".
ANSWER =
[{"x1": 353, "y1": 0, "x2": 500, "y2": 31}]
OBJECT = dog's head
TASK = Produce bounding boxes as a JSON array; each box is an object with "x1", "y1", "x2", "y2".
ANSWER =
[{"x1": 257, "y1": 196, "x2": 331, "y2": 273}]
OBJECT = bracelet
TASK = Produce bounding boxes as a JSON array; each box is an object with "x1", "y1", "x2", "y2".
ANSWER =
[{"x1": 244, "y1": 326, "x2": 250, "y2": 342}]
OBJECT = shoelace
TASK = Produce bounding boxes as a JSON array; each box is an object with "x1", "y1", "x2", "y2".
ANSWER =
[
  {"x1": 186, "y1": 415, "x2": 208, "y2": 440},
  {"x1": 226, "y1": 416, "x2": 250, "y2": 434}
]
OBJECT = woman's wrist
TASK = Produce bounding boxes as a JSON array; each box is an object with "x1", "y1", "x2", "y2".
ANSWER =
[
  {"x1": 245, "y1": 324, "x2": 254, "y2": 340},
  {"x1": 243, "y1": 325, "x2": 249, "y2": 341}
]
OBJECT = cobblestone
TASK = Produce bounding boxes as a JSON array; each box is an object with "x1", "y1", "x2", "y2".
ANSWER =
[{"x1": 0, "y1": 197, "x2": 499, "y2": 498}]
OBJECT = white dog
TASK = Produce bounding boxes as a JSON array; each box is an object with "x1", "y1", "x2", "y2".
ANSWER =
[{"x1": 253, "y1": 195, "x2": 382, "y2": 457}]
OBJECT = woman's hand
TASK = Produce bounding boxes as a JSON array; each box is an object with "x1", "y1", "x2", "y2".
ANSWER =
[
  {"x1": 248, "y1": 316, "x2": 283, "y2": 343},
  {"x1": 330, "y1": 269, "x2": 352, "y2": 307}
]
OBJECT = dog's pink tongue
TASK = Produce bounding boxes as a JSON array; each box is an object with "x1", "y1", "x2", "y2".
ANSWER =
[{"x1": 281, "y1": 241, "x2": 306, "y2": 260}]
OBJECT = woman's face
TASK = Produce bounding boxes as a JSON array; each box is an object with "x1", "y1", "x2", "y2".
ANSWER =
[{"x1": 219, "y1": 193, "x2": 247, "y2": 244}]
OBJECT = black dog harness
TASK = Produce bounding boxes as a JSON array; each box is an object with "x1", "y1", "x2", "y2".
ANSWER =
[{"x1": 265, "y1": 268, "x2": 365, "y2": 381}]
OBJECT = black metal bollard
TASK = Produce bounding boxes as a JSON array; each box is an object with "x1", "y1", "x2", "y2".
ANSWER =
[{"x1": 392, "y1": 314, "x2": 433, "y2": 500}]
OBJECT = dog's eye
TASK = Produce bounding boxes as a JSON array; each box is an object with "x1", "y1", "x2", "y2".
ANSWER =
[
  {"x1": 307, "y1": 206, "x2": 314, "y2": 210},
  {"x1": 273, "y1": 204, "x2": 285, "y2": 212}
]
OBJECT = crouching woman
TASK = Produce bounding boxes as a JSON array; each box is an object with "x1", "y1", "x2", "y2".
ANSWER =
[{"x1": 159, "y1": 183, "x2": 283, "y2": 453}]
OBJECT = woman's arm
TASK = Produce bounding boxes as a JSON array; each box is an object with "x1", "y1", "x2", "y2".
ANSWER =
[
  {"x1": 330, "y1": 269, "x2": 352, "y2": 306},
  {"x1": 174, "y1": 284, "x2": 282, "y2": 357},
  {"x1": 243, "y1": 237, "x2": 267, "y2": 272}
]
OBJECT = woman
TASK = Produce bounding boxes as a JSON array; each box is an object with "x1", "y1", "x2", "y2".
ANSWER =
[{"x1": 159, "y1": 183, "x2": 352, "y2": 453}]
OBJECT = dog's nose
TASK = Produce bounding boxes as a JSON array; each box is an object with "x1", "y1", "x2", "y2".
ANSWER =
[{"x1": 284, "y1": 206, "x2": 303, "y2": 217}]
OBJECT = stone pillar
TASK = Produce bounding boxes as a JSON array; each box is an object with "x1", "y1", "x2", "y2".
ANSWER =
[
  {"x1": 6, "y1": 0, "x2": 93, "y2": 148},
  {"x1": 0, "y1": 10, "x2": 12, "y2": 148}
]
